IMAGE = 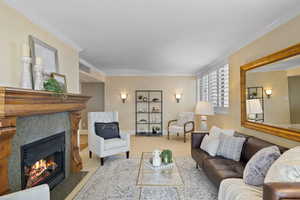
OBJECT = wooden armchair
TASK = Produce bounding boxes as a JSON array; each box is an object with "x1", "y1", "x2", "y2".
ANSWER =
[{"x1": 167, "y1": 112, "x2": 195, "y2": 142}]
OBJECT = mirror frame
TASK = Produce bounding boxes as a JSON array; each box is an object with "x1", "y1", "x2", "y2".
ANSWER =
[{"x1": 241, "y1": 43, "x2": 300, "y2": 142}]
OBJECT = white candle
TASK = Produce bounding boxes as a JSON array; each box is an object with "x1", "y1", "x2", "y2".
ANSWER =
[
  {"x1": 35, "y1": 57, "x2": 43, "y2": 65},
  {"x1": 22, "y1": 44, "x2": 30, "y2": 57}
]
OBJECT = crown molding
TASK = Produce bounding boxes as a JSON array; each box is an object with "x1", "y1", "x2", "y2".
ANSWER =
[
  {"x1": 198, "y1": 6, "x2": 300, "y2": 72},
  {"x1": 4, "y1": 0, "x2": 82, "y2": 52}
]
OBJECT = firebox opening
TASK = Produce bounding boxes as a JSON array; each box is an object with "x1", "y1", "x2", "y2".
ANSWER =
[{"x1": 21, "y1": 132, "x2": 65, "y2": 190}]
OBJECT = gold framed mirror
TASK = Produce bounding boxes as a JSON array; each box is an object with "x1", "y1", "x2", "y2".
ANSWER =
[{"x1": 241, "y1": 43, "x2": 300, "y2": 142}]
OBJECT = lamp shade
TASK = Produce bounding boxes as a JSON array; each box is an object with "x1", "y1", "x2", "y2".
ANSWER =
[
  {"x1": 246, "y1": 99, "x2": 263, "y2": 114},
  {"x1": 195, "y1": 101, "x2": 214, "y2": 116}
]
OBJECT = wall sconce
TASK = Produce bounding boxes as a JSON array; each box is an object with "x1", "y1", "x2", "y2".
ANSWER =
[
  {"x1": 175, "y1": 93, "x2": 182, "y2": 103},
  {"x1": 121, "y1": 93, "x2": 128, "y2": 103},
  {"x1": 265, "y1": 89, "x2": 272, "y2": 98}
]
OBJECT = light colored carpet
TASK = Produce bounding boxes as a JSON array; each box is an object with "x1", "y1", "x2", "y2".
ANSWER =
[{"x1": 74, "y1": 156, "x2": 217, "y2": 200}]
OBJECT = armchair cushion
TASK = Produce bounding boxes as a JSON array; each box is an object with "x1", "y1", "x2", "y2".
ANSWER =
[
  {"x1": 104, "y1": 138, "x2": 127, "y2": 151},
  {"x1": 169, "y1": 125, "x2": 184, "y2": 133},
  {"x1": 176, "y1": 112, "x2": 194, "y2": 126},
  {"x1": 95, "y1": 122, "x2": 120, "y2": 140}
]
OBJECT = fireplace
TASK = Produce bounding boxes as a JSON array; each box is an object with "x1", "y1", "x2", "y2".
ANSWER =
[{"x1": 20, "y1": 132, "x2": 65, "y2": 190}]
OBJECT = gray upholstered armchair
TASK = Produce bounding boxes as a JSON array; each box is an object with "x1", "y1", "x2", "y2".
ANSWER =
[{"x1": 167, "y1": 112, "x2": 195, "y2": 142}]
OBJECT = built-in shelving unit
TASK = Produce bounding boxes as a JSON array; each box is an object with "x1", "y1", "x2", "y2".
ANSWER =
[{"x1": 135, "y1": 90, "x2": 163, "y2": 136}]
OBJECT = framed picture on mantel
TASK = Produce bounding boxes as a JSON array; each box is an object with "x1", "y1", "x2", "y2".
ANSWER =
[
  {"x1": 29, "y1": 35, "x2": 59, "y2": 76},
  {"x1": 51, "y1": 73, "x2": 67, "y2": 92}
]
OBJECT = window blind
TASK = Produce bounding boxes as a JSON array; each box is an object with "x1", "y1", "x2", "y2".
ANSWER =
[{"x1": 198, "y1": 64, "x2": 229, "y2": 110}]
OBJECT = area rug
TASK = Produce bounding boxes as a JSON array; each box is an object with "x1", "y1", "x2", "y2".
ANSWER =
[{"x1": 74, "y1": 156, "x2": 217, "y2": 200}]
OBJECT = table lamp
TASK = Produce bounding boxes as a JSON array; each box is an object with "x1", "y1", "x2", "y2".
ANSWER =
[{"x1": 195, "y1": 101, "x2": 214, "y2": 131}]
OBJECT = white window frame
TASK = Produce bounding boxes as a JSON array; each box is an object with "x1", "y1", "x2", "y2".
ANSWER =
[{"x1": 196, "y1": 63, "x2": 229, "y2": 114}]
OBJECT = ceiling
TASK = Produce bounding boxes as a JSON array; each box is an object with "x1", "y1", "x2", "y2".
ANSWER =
[{"x1": 6, "y1": 0, "x2": 300, "y2": 75}]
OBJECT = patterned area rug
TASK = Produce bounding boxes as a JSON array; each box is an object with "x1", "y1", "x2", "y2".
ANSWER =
[{"x1": 75, "y1": 156, "x2": 217, "y2": 200}]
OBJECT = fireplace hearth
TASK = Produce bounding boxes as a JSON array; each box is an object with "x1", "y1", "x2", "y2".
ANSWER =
[{"x1": 21, "y1": 132, "x2": 65, "y2": 190}]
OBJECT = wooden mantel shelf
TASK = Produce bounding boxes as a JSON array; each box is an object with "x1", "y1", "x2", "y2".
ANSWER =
[
  {"x1": 0, "y1": 87, "x2": 90, "y2": 118},
  {"x1": 0, "y1": 87, "x2": 90, "y2": 195}
]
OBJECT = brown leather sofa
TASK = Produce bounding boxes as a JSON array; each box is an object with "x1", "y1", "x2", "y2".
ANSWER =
[{"x1": 191, "y1": 132, "x2": 300, "y2": 200}]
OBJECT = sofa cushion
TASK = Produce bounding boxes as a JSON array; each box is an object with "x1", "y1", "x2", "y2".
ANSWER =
[
  {"x1": 217, "y1": 134, "x2": 246, "y2": 161},
  {"x1": 218, "y1": 178, "x2": 262, "y2": 200},
  {"x1": 95, "y1": 122, "x2": 120, "y2": 140},
  {"x1": 104, "y1": 138, "x2": 127, "y2": 151},
  {"x1": 203, "y1": 158, "x2": 245, "y2": 187},
  {"x1": 209, "y1": 126, "x2": 222, "y2": 137},
  {"x1": 209, "y1": 126, "x2": 235, "y2": 138},
  {"x1": 243, "y1": 146, "x2": 281, "y2": 186},
  {"x1": 200, "y1": 135, "x2": 220, "y2": 156}
]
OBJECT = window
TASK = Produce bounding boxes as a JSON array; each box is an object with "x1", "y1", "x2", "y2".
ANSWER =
[{"x1": 197, "y1": 64, "x2": 229, "y2": 112}]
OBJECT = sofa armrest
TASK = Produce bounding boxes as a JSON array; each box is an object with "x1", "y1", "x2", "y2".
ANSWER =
[
  {"x1": 119, "y1": 132, "x2": 130, "y2": 149},
  {"x1": 191, "y1": 132, "x2": 207, "y2": 149},
  {"x1": 263, "y1": 182, "x2": 300, "y2": 200},
  {"x1": 88, "y1": 132, "x2": 105, "y2": 155}
]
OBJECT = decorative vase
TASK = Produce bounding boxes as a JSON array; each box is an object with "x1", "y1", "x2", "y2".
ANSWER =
[
  {"x1": 161, "y1": 150, "x2": 172, "y2": 164},
  {"x1": 21, "y1": 57, "x2": 33, "y2": 89},
  {"x1": 152, "y1": 149, "x2": 162, "y2": 167},
  {"x1": 33, "y1": 64, "x2": 44, "y2": 90}
]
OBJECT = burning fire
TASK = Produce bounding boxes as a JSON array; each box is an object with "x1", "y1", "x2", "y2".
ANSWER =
[{"x1": 25, "y1": 158, "x2": 58, "y2": 188}]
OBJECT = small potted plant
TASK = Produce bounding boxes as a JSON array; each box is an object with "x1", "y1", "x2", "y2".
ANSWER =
[
  {"x1": 161, "y1": 149, "x2": 172, "y2": 164},
  {"x1": 43, "y1": 78, "x2": 66, "y2": 99}
]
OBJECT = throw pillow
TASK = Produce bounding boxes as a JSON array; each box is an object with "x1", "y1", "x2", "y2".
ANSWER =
[
  {"x1": 94, "y1": 122, "x2": 120, "y2": 140},
  {"x1": 217, "y1": 134, "x2": 246, "y2": 161},
  {"x1": 221, "y1": 129, "x2": 235, "y2": 136},
  {"x1": 209, "y1": 126, "x2": 235, "y2": 137},
  {"x1": 200, "y1": 135, "x2": 220, "y2": 156},
  {"x1": 209, "y1": 126, "x2": 222, "y2": 137},
  {"x1": 265, "y1": 146, "x2": 300, "y2": 183},
  {"x1": 243, "y1": 146, "x2": 281, "y2": 186}
]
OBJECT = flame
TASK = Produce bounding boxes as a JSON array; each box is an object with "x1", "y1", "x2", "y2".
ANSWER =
[{"x1": 26, "y1": 158, "x2": 58, "y2": 188}]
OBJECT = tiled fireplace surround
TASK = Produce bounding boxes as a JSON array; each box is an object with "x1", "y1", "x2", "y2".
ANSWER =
[
  {"x1": 10, "y1": 113, "x2": 71, "y2": 191},
  {"x1": 0, "y1": 87, "x2": 90, "y2": 195}
]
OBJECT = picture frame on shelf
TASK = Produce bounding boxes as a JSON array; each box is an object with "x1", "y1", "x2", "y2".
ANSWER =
[{"x1": 51, "y1": 73, "x2": 67, "y2": 92}]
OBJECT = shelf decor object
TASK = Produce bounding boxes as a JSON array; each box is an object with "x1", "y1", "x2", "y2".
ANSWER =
[
  {"x1": 135, "y1": 90, "x2": 163, "y2": 136},
  {"x1": 21, "y1": 44, "x2": 33, "y2": 89},
  {"x1": 33, "y1": 57, "x2": 44, "y2": 90}
]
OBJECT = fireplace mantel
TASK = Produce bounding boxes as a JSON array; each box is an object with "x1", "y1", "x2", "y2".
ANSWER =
[
  {"x1": 0, "y1": 87, "x2": 90, "y2": 117},
  {"x1": 0, "y1": 87, "x2": 90, "y2": 195}
]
